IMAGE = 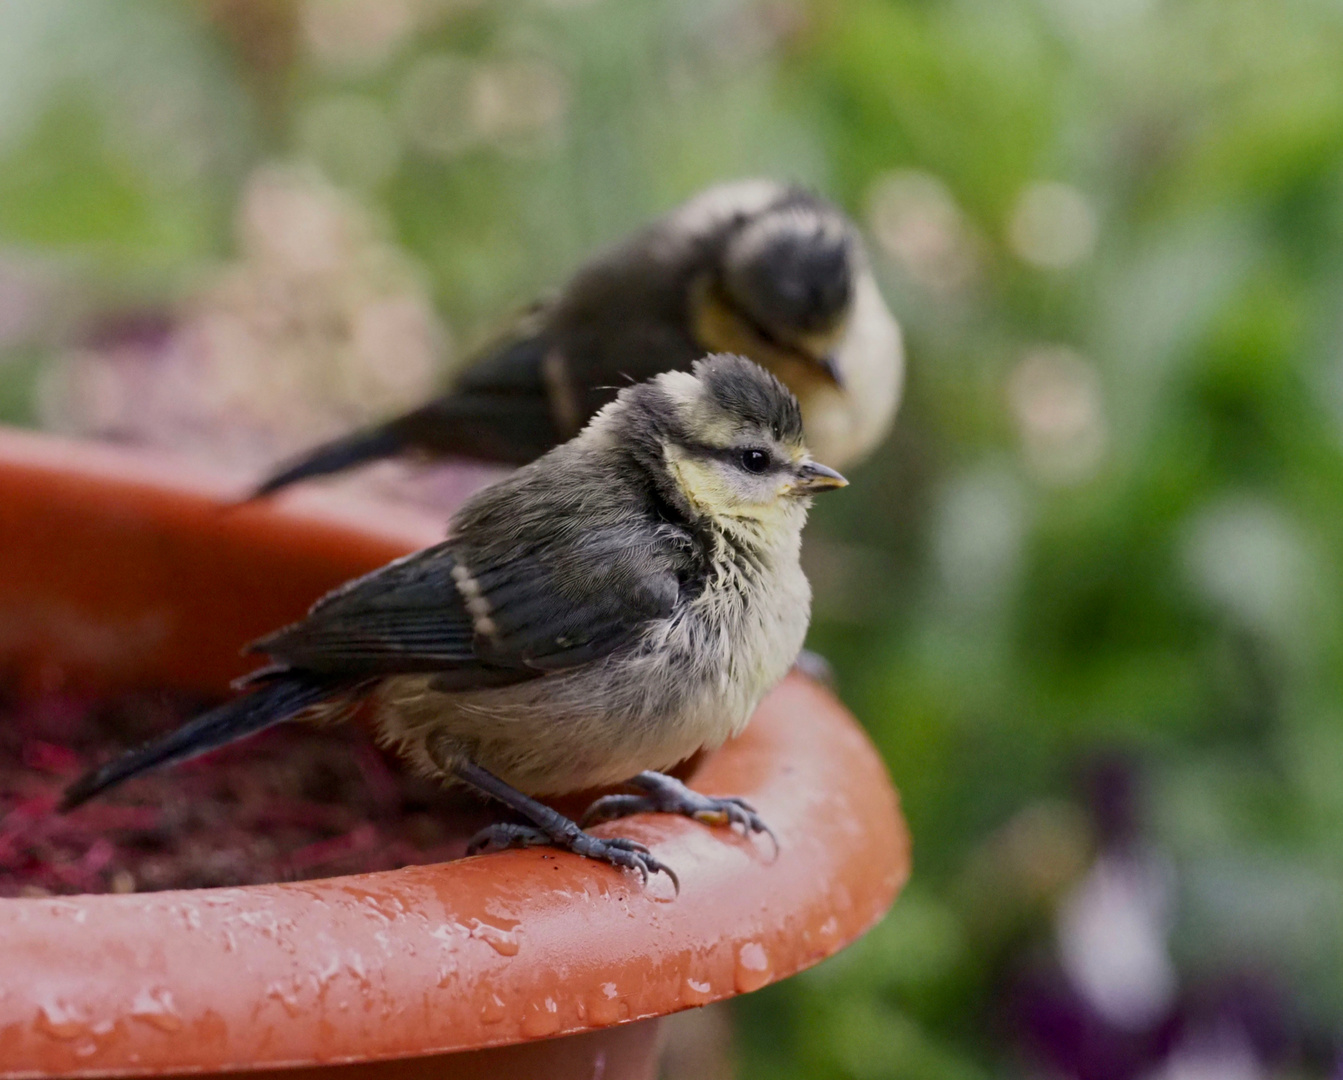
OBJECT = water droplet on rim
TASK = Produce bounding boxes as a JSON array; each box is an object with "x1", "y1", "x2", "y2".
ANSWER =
[
  {"x1": 734, "y1": 941, "x2": 773, "y2": 992},
  {"x1": 35, "y1": 1002, "x2": 88, "y2": 1041},
  {"x1": 585, "y1": 982, "x2": 624, "y2": 1027},
  {"x1": 131, "y1": 987, "x2": 183, "y2": 1033},
  {"x1": 469, "y1": 921, "x2": 520, "y2": 957},
  {"x1": 479, "y1": 993, "x2": 508, "y2": 1025},
  {"x1": 681, "y1": 976, "x2": 713, "y2": 1006},
  {"x1": 521, "y1": 995, "x2": 562, "y2": 1038}
]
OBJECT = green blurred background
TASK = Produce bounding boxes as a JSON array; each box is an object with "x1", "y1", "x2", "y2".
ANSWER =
[{"x1": 4, "y1": 0, "x2": 1343, "y2": 1076}]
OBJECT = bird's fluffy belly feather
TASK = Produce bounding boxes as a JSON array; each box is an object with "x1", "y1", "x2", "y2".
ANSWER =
[{"x1": 372, "y1": 554, "x2": 810, "y2": 796}]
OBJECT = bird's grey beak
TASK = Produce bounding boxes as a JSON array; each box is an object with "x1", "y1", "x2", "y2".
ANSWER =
[
  {"x1": 793, "y1": 461, "x2": 849, "y2": 494},
  {"x1": 815, "y1": 353, "x2": 845, "y2": 388}
]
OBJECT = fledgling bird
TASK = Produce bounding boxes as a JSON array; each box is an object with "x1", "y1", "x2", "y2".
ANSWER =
[
  {"x1": 64, "y1": 356, "x2": 849, "y2": 884},
  {"x1": 251, "y1": 179, "x2": 901, "y2": 498}
]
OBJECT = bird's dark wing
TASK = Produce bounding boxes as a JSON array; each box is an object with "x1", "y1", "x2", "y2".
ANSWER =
[{"x1": 250, "y1": 531, "x2": 681, "y2": 686}]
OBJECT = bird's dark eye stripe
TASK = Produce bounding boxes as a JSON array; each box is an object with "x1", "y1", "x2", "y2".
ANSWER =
[{"x1": 681, "y1": 441, "x2": 783, "y2": 473}]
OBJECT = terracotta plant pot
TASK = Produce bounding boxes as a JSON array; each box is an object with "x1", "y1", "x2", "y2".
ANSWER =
[{"x1": 0, "y1": 428, "x2": 910, "y2": 1079}]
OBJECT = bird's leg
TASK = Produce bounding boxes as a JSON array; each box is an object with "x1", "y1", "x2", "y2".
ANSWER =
[
  {"x1": 449, "y1": 758, "x2": 678, "y2": 889},
  {"x1": 581, "y1": 771, "x2": 778, "y2": 854}
]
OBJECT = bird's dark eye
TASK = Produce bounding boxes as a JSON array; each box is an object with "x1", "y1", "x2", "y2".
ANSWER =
[{"x1": 738, "y1": 448, "x2": 772, "y2": 474}]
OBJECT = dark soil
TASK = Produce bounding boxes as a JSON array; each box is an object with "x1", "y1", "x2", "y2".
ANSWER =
[{"x1": 0, "y1": 688, "x2": 490, "y2": 897}]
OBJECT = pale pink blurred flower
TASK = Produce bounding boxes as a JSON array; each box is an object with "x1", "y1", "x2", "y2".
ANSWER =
[
  {"x1": 0, "y1": 255, "x2": 60, "y2": 351},
  {"x1": 39, "y1": 166, "x2": 492, "y2": 508},
  {"x1": 300, "y1": 0, "x2": 426, "y2": 74},
  {"x1": 468, "y1": 58, "x2": 569, "y2": 149},
  {"x1": 1009, "y1": 181, "x2": 1099, "y2": 270},
  {"x1": 866, "y1": 170, "x2": 982, "y2": 297},
  {"x1": 1008, "y1": 346, "x2": 1108, "y2": 485},
  {"x1": 398, "y1": 53, "x2": 569, "y2": 159}
]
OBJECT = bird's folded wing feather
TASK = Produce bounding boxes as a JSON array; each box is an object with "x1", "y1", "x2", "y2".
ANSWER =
[{"x1": 248, "y1": 530, "x2": 681, "y2": 686}]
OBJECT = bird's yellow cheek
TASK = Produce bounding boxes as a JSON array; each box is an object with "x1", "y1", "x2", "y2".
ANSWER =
[
  {"x1": 668, "y1": 455, "x2": 732, "y2": 516},
  {"x1": 667, "y1": 454, "x2": 795, "y2": 523}
]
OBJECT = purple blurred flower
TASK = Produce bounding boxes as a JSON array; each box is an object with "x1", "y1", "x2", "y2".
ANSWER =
[{"x1": 1002, "y1": 752, "x2": 1327, "y2": 1079}]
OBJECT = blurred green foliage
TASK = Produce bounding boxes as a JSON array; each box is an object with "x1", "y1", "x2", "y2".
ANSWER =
[{"x1": 3, "y1": 0, "x2": 1343, "y2": 1075}]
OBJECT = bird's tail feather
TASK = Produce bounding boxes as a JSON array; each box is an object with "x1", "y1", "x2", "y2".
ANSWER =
[
  {"x1": 249, "y1": 426, "x2": 406, "y2": 500},
  {"x1": 61, "y1": 676, "x2": 343, "y2": 811}
]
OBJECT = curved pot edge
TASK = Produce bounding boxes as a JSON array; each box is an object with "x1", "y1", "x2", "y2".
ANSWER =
[{"x1": 0, "y1": 428, "x2": 910, "y2": 1075}]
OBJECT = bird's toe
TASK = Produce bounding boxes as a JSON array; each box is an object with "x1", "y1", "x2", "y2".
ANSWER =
[
  {"x1": 580, "y1": 794, "x2": 653, "y2": 826},
  {"x1": 465, "y1": 822, "x2": 552, "y2": 855},
  {"x1": 588, "y1": 771, "x2": 779, "y2": 852}
]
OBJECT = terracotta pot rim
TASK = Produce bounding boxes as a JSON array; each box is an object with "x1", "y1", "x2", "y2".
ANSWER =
[{"x1": 0, "y1": 429, "x2": 909, "y2": 1077}]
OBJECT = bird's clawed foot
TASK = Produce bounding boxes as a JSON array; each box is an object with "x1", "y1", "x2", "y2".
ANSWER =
[
  {"x1": 448, "y1": 758, "x2": 678, "y2": 889},
  {"x1": 466, "y1": 820, "x2": 679, "y2": 890},
  {"x1": 582, "y1": 771, "x2": 778, "y2": 855}
]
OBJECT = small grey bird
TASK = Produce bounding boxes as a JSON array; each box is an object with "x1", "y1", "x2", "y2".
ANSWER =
[
  {"x1": 64, "y1": 356, "x2": 848, "y2": 885},
  {"x1": 251, "y1": 179, "x2": 901, "y2": 498}
]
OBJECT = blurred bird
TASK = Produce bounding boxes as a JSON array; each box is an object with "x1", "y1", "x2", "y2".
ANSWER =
[
  {"x1": 64, "y1": 356, "x2": 848, "y2": 884},
  {"x1": 251, "y1": 180, "x2": 901, "y2": 498}
]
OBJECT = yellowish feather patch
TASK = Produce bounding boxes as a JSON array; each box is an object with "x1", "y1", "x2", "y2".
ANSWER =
[
  {"x1": 665, "y1": 448, "x2": 797, "y2": 525},
  {"x1": 689, "y1": 277, "x2": 849, "y2": 375}
]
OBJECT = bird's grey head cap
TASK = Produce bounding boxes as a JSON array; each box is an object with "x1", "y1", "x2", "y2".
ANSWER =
[{"x1": 611, "y1": 353, "x2": 804, "y2": 451}]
